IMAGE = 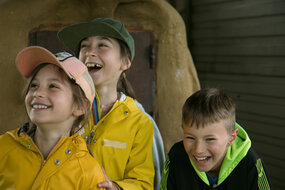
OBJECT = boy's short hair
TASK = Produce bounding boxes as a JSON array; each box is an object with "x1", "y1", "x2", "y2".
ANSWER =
[{"x1": 182, "y1": 88, "x2": 236, "y2": 132}]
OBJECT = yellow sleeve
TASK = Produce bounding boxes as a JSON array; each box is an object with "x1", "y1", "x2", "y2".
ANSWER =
[
  {"x1": 83, "y1": 156, "x2": 106, "y2": 190},
  {"x1": 114, "y1": 117, "x2": 155, "y2": 189}
]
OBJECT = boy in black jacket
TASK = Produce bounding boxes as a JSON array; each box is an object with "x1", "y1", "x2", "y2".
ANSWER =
[{"x1": 160, "y1": 88, "x2": 271, "y2": 190}]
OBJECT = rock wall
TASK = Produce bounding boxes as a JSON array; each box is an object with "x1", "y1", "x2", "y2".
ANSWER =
[{"x1": 0, "y1": 0, "x2": 200, "y2": 153}]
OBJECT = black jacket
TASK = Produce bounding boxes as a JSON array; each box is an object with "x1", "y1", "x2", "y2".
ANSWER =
[{"x1": 161, "y1": 141, "x2": 271, "y2": 190}]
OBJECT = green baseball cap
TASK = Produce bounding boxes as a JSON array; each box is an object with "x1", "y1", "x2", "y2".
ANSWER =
[{"x1": 57, "y1": 18, "x2": 135, "y2": 61}]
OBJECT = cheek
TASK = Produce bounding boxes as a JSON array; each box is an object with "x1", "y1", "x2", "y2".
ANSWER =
[
  {"x1": 58, "y1": 92, "x2": 72, "y2": 104},
  {"x1": 183, "y1": 140, "x2": 193, "y2": 154},
  {"x1": 63, "y1": 92, "x2": 74, "y2": 107},
  {"x1": 105, "y1": 50, "x2": 121, "y2": 62},
  {"x1": 210, "y1": 142, "x2": 228, "y2": 157},
  {"x1": 79, "y1": 53, "x2": 85, "y2": 62},
  {"x1": 25, "y1": 92, "x2": 32, "y2": 107}
]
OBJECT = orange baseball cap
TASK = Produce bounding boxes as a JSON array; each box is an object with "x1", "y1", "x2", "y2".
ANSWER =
[{"x1": 16, "y1": 46, "x2": 95, "y2": 106}]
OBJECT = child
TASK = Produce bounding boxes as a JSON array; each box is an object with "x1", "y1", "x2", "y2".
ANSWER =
[
  {"x1": 0, "y1": 46, "x2": 105, "y2": 190},
  {"x1": 160, "y1": 88, "x2": 271, "y2": 190},
  {"x1": 58, "y1": 18, "x2": 165, "y2": 190}
]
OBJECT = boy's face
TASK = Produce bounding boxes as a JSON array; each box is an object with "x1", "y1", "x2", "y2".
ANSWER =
[{"x1": 183, "y1": 120, "x2": 238, "y2": 177}]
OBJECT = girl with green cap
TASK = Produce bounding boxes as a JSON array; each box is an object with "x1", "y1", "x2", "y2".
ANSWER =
[{"x1": 58, "y1": 18, "x2": 165, "y2": 190}]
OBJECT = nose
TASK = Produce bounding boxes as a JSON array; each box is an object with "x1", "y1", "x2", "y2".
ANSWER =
[
  {"x1": 86, "y1": 47, "x2": 98, "y2": 57},
  {"x1": 33, "y1": 87, "x2": 45, "y2": 98},
  {"x1": 193, "y1": 141, "x2": 205, "y2": 154}
]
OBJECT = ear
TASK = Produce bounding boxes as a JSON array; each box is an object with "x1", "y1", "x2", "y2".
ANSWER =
[
  {"x1": 72, "y1": 101, "x2": 87, "y2": 117},
  {"x1": 120, "y1": 58, "x2": 131, "y2": 71},
  {"x1": 228, "y1": 128, "x2": 239, "y2": 146}
]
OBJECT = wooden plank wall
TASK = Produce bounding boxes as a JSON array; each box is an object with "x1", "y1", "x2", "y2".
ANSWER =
[{"x1": 188, "y1": 0, "x2": 285, "y2": 189}]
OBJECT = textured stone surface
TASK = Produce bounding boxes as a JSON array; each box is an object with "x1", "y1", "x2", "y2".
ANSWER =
[{"x1": 0, "y1": 0, "x2": 200, "y2": 153}]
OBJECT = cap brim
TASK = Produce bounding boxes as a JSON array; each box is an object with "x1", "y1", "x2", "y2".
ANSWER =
[
  {"x1": 58, "y1": 22, "x2": 126, "y2": 56},
  {"x1": 16, "y1": 46, "x2": 62, "y2": 78}
]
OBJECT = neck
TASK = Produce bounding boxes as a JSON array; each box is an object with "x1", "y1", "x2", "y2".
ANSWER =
[
  {"x1": 207, "y1": 168, "x2": 220, "y2": 178},
  {"x1": 96, "y1": 85, "x2": 119, "y2": 117},
  {"x1": 33, "y1": 124, "x2": 71, "y2": 159},
  {"x1": 96, "y1": 84, "x2": 118, "y2": 105}
]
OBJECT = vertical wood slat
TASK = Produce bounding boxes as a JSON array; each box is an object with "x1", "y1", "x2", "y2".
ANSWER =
[{"x1": 189, "y1": 0, "x2": 285, "y2": 189}]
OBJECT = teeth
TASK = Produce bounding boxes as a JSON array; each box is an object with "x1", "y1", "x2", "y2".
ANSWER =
[
  {"x1": 32, "y1": 105, "x2": 48, "y2": 109},
  {"x1": 196, "y1": 157, "x2": 207, "y2": 161},
  {"x1": 86, "y1": 63, "x2": 95, "y2": 67},
  {"x1": 86, "y1": 63, "x2": 102, "y2": 68}
]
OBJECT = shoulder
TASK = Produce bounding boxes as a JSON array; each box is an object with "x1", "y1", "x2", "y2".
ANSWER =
[
  {"x1": 77, "y1": 151, "x2": 105, "y2": 183},
  {"x1": 232, "y1": 146, "x2": 264, "y2": 178},
  {"x1": 163, "y1": 141, "x2": 197, "y2": 189},
  {"x1": 70, "y1": 135, "x2": 104, "y2": 177},
  {"x1": 168, "y1": 141, "x2": 188, "y2": 162},
  {"x1": 243, "y1": 147, "x2": 260, "y2": 167},
  {"x1": 0, "y1": 131, "x2": 13, "y2": 146},
  {"x1": 78, "y1": 153, "x2": 103, "y2": 173},
  {"x1": 243, "y1": 146, "x2": 269, "y2": 177},
  {"x1": 122, "y1": 96, "x2": 154, "y2": 126},
  {"x1": 167, "y1": 141, "x2": 194, "y2": 175},
  {"x1": 0, "y1": 128, "x2": 19, "y2": 144},
  {"x1": 169, "y1": 141, "x2": 185, "y2": 155},
  {"x1": 123, "y1": 96, "x2": 146, "y2": 114},
  {"x1": 233, "y1": 146, "x2": 271, "y2": 189},
  {"x1": 0, "y1": 128, "x2": 21, "y2": 159}
]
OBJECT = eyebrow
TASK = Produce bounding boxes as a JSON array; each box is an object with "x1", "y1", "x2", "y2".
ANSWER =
[
  {"x1": 98, "y1": 36, "x2": 113, "y2": 43},
  {"x1": 203, "y1": 134, "x2": 217, "y2": 138},
  {"x1": 32, "y1": 77, "x2": 63, "y2": 83},
  {"x1": 82, "y1": 36, "x2": 113, "y2": 43}
]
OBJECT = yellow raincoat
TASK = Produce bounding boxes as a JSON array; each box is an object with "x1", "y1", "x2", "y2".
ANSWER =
[
  {"x1": 81, "y1": 94, "x2": 155, "y2": 189},
  {"x1": 0, "y1": 128, "x2": 105, "y2": 190}
]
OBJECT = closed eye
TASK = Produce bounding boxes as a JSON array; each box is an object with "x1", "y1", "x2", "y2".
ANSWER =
[
  {"x1": 80, "y1": 43, "x2": 88, "y2": 49},
  {"x1": 49, "y1": 83, "x2": 59, "y2": 89},
  {"x1": 80, "y1": 40, "x2": 90, "y2": 49},
  {"x1": 98, "y1": 43, "x2": 108, "y2": 48},
  {"x1": 29, "y1": 82, "x2": 39, "y2": 89},
  {"x1": 186, "y1": 136, "x2": 195, "y2": 141},
  {"x1": 206, "y1": 138, "x2": 216, "y2": 142}
]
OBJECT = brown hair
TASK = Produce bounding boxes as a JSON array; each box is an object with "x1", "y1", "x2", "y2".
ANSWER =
[
  {"x1": 116, "y1": 39, "x2": 137, "y2": 99},
  {"x1": 182, "y1": 88, "x2": 235, "y2": 132},
  {"x1": 24, "y1": 63, "x2": 90, "y2": 135}
]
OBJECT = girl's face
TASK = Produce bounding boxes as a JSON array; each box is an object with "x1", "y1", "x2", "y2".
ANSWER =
[
  {"x1": 25, "y1": 64, "x2": 82, "y2": 129},
  {"x1": 182, "y1": 120, "x2": 238, "y2": 177},
  {"x1": 79, "y1": 36, "x2": 130, "y2": 88}
]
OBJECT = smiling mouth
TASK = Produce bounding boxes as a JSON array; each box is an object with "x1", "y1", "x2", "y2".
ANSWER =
[
  {"x1": 32, "y1": 104, "x2": 49, "y2": 109},
  {"x1": 86, "y1": 63, "x2": 103, "y2": 71},
  {"x1": 194, "y1": 156, "x2": 210, "y2": 163}
]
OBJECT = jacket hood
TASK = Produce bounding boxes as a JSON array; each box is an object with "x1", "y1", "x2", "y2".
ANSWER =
[{"x1": 190, "y1": 122, "x2": 251, "y2": 186}]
